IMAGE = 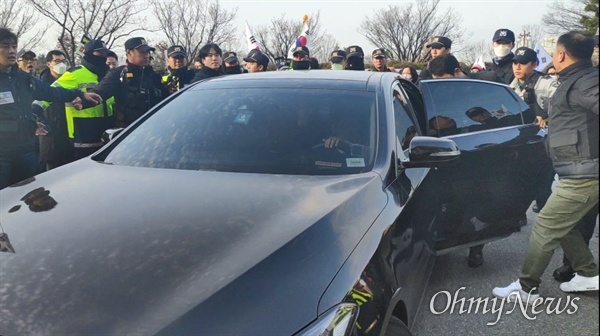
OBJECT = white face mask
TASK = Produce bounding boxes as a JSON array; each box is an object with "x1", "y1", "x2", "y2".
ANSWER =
[
  {"x1": 331, "y1": 63, "x2": 344, "y2": 70},
  {"x1": 493, "y1": 45, "x2": 512, "y2": 58},
  {"x1": 52, "y1": 63, "x2": 68, "y2": 75},
  {"x1": 401, "y1": 74, "x2": 412, "y2": 81}
]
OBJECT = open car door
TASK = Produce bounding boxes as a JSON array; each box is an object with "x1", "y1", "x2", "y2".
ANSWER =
[{"x1": 416, "y1": 79, "x2": 551, "y2": 253}]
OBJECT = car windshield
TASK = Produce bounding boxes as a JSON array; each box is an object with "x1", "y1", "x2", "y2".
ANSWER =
[{"x1": 102, "y1": 88, "x2": 377, "y2": 175}]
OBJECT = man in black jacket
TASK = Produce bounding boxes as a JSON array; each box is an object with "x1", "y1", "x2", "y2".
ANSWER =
[
  {"x1": 191, "y1": 43, "x2": 226, "y2": 83},
  {"x1": 87, "y1": 37, "x2": 168, "y2": 127},
  {"x1": 0, "y1": 28, "x2": 101, "y2": 189},
  {"x1": 490, "y1": 29, "x2": 516, "y2": 84},
  {"x1": 494, "y1": 31, "x2": 599, "y2": 301},
  {"x1": 37, "y1": 49, "x2": 73, "y2": 170}
]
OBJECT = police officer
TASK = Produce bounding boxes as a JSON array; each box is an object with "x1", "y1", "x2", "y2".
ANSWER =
[
  {"x1": 0, "y1": 28, "x2": 102, "y2": 189},
  {"x1": 223, "y1": 52, "x2": 244, "y2": 74},
  {"x1": 371, "y1": 48, "x2": 391, "y2": 72},
  {"x1": 509, "y1": 47, "x2": 557, "y2": 126},
  {"x1": 330, "y1": 49, "x2": 346, "y2": 70},
  {"x1": 36, "y1": 40, "x2": 116, "y2": 161},
  {"x1": 243, "y1": 49, "x2": 269, "y2": 73},
  {"x1": 490, "y1": 28, "x2": 516, "y2": 84},
  {"x1": 290, "y1": 46, "x2": 311, "y2": 70},
  {"x1": 87, "y1": 37, "x2": 168, "y2": 127},
  {"x1": 420, "y1": 36, "x2": 452, "y2": 80},
  {"x1": 509, "y1": 46, "x2": 559, "y2": 219},
  {"x1": 345, "y1": 45, "x2": 365, "y2": 71},
  {"x1": 162, "y1": 45, "x2": 195, "y2": 94}
]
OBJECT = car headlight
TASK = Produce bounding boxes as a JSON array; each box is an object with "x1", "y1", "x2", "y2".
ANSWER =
[{"x1": 295, "y1": 303, "x2": 359, "y2": 336}]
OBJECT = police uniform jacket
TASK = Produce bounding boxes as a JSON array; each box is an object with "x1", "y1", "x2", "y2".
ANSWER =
[
  {"x1": 0, "y1": 66, "x2": 83, "y2": 154},
  {"x1": 490, "y1": 52, "x2": 515, "y2": 85},
  {"x1": 161, "y1": 67, "x2": 196, "y2": 90},
  {"x1": 510, "y1": 71, "x2": 558, "y2": 120},
  {"x1": 547, "y1": 60, "x2": 599, "y2": 179},
  {"x1": 88, "y1": 62, "x2": 167, "y2": 126},
  {"x1": 37, "y1": 58, "x2": 114, "y2": 147},
  {"x1": 162, "y1": 67, "x2": 195, "y2": 92}
]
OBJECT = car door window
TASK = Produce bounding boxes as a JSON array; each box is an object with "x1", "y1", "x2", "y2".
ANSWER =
[
  {"x1": 423, "y1": 81, "x2": 524, "y2": 137},
  {"x1": 392, "y1": 87, "x2": 419, "y2": 151}
]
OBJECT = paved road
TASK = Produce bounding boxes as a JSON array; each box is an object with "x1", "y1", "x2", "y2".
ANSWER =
[{"x1": 412, "y1": 205, "x2": 599, "y2": 336}]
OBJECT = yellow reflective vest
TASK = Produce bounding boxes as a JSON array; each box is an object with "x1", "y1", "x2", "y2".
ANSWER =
[{"x1": 37, "y1": 65, "x2": 115, "y2": 144}]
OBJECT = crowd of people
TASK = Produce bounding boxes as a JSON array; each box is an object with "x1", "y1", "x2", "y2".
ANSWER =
[{"x1": 1, "y1": 24, "x2": 599, "y2": 298}]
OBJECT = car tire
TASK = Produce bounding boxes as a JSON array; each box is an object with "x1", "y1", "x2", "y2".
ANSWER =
[{"x1": 383, "y1": 316, "x2": 412, "y2": 336}]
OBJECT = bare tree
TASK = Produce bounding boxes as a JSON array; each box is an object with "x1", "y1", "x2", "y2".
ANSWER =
[
  {"x1": 520, "y1": 24, "x2": 547, "y2": 47},
  {"x1": 147, "y1": 39, "x2": 169, "y2": 72},
  {"x1": 0, "y1": 0, "x2": 47, "y2": 50},
  {"x1": 28, "y1": 0, "x2": 146, "y2": 64},
  {"x1": 455, "y1": 40, "x2": 492, "y2": 67},
  {"x1": 359, "y1": 0, "x2": 465, "y2": 62},
  {"x1": 312, "y1": 33, "x2": 339, "y2": 63},
  {"x1": 151, "y1": 0, "x2": 238, "y2": 61},
  {"x1": 254, "y1": 11, "x2": 338, "y2": 62},
  {"x1": 542, "y1": 0, "x2": 591, "y2": 34}
]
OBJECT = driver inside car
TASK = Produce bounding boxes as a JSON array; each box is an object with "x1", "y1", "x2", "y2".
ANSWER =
[{"x1": 323, "y1": 112, "x2": 367, "y2": 156}]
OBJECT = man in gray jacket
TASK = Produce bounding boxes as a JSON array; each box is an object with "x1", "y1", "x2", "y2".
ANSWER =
[{"x1": 493, "y1": 31, "x2": 599, "y2": 302}]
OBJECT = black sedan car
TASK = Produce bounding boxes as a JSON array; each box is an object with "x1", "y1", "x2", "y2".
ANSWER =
[{"x1": 0, "y1": 71, "x2": 550, "y2": 335}]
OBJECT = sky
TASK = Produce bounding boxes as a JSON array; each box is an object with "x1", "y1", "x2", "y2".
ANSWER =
[
  {"x1": 28, "y1": 0, "x2": 557, "y2": 61},
  {"x1": 219, "y1": 0, "x2": 554, "y2": 50}
]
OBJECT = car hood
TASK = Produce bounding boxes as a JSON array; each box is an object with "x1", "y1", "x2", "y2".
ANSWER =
[{"x1": 0, "y1": 160, "x2": 387, "y2": 335}]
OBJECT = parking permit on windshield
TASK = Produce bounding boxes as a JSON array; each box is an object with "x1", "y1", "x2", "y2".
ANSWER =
[{"x1": 346, "y1": 158, "x2": 365, "y2": 167}]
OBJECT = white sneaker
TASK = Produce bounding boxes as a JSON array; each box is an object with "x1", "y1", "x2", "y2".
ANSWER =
[
  {"x1": 492, "y1": 280, "x2": 540, "y2": 304},
  {"x1": 560, "y1": 274, "x2": 600, "y2": 292}
]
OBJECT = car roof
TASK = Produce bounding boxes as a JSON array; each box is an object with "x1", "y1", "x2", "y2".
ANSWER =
[
  {"x1": 188, "y1": 70, "x2": 397, "y2": 92},
  {"x1": 420, "y1": 78, "x2": 511, "y2": 88}
]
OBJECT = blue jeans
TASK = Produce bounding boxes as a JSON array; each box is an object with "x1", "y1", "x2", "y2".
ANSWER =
[{"x1": 0, "y1": 150, "x2": 40, "y2": 190}]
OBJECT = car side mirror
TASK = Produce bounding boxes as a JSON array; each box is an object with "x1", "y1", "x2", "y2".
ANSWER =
[
  {"x1": 101, "y1": 128, "x2": 124, "y2": 145},
  {"x1": 400, "y1": 136, "x2": 460, "y2": 168}
]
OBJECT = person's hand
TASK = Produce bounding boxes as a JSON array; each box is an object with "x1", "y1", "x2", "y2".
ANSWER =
[
  {"x1": 83, "y1": 92, "x2": 102, "y2": 105},
  {"x1": 324, "y1": 137, "x2": 343, "y2": 148},
  {"x1": 535, "y1": 116, "x2": 548, "y2": 129},
  {"x1": 35, "y1": 122, "x2": 48, "y2": 136},
  {"x1": 71, "y1": 97, "x2": 82, "y2": 110}
]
